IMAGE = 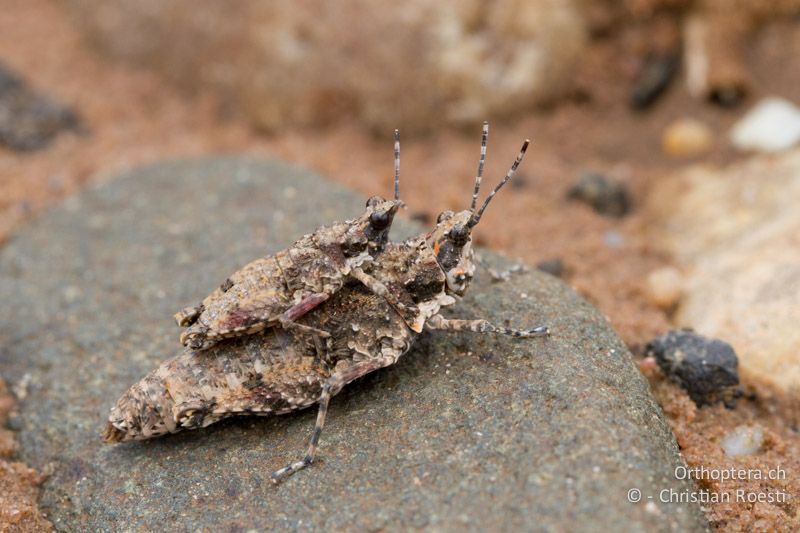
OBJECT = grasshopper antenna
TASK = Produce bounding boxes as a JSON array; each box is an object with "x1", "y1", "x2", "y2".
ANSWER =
[
  {"x1": 470, "y1": 121, "x2": 489, "y2": 211},
  {"x1": 468, "y1": 139, "x2": 530, "y2": 228},
  {"x1": 394, "y1": 129, "x2": 401, "y2": 201}
]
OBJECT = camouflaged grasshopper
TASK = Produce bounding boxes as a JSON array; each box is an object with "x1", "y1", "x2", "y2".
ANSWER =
[
  {"x1": 175, "y1": 131, "x2": 410, "y2": 351},
  {"x1": 103, "y1": 124, "x2": 549, "y2": 483}
]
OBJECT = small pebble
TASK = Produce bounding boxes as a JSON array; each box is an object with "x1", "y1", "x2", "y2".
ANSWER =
[
  {"x1": 662, "y1": 118, "x2": 714, "y2": 157},
  {"x1": 645, "y1": 267, "x2": 683, "y2": 309},
  {"x1": 630, "y1": 53, "x2": 678, "y2": 110},
  {"x1": 0, "y1": 62, "x2": 82, "y2": 151},
  {"x1": 410, "y1": 211, "x2": 431, "y2": 224},
  {"x1": 710, "y1": 85, "x2": 746, "y2": 108},
  {"x1": 602, "y1": 230, "x2": 625, "y2": 248},
  {"x1": 730, "y1": 97, "x2": 800, "y2": 153},
  {"x1": 638, "y1": 356, "x2": 658, "y2": 373},
  {"x1": 645, "y1": 501, "x2": 661, "y2": 516},
  {"x1": 646, "y1": 330, "x2": 739, "y2": 407},
  {"x1": 536, "y1": 258, "x2": 564, "y2": 278},
  {"x1": 720, "y1": 425, "x2": 764, "y2": 457},
  {"x1": 567, "y1": 173, "x2": 631, "y2": 217}
]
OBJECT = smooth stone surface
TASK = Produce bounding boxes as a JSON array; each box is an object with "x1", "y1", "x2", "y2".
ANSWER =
[
  {"x1": 651, "y1": 149, "x2": 800, "y2": 402},
  {"x1": 0, "y1": 158, "x2": 707, "y2": 532}
]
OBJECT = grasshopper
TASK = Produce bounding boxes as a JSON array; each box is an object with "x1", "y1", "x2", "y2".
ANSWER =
[
  {"x1": 104, "y1": 124, "x2": 549, "y2": 483},
  {"x1": 175, "y1": 131, "x2": 410, "y2": 351}
]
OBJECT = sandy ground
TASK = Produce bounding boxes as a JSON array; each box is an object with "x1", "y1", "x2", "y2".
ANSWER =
[
  {"x1": 645, "y1": 366, "x2": 800, "y2": 531},
  {"x1": 0, "y1": 378, "x2": 53, "y2": 532},
  {"x1": 1, "y1": 0, "x2": 798, "y2": 530}
]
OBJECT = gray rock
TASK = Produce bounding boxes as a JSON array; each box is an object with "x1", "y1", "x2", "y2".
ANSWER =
[{"x1": 0, "y1": 158, "x2": 708, "y2": 532}]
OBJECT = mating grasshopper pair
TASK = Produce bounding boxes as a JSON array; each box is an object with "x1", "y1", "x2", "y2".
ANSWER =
[{"x1": 104, "y1": 124, "x2": 549, "y2": 483}]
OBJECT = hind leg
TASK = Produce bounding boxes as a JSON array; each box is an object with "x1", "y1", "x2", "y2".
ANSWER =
[
  {"x1": 278, "y1": 292, "x2": 332, "y2": 339},
  {"x1": 270, "y1": 356, "x2": 395, "y2": 483},
  {"x1": 269, "y1": 382, "x2": 333, "y2": 483}
]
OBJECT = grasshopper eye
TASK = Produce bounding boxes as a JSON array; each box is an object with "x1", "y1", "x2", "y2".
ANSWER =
[
  {"x1": 436, "y1": 211, "x2": 454, "y2": 224},
  {"x1": 448, "y1": 225, "x2": 469, "y2": 245},
  {"x1": 366, "y1": 195, "x2": 386, "y2": 208},
  {"x1": 369, "y1": 210, "x2": 391, "y2": 230}
]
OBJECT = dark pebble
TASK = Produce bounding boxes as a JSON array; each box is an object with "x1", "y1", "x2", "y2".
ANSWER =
[
  {"x1": 410, "y1": 211, "x2": 431, "y2": 224},
  {"x1": 646, "y1": 330, "x2": 740, "y2": 407},
  {"x1": 567, "y1": 173, "x2": 632, "y2": 217},
  {"x1": 630, "y1": 53, "x2": 679, "y2": 110},
  {"x1": 709, "y1": 85, "x2": 746, "y2": 108},
  {"x1": 536, "y1": 258, "x2": 565, "y2": 278},
  {"x1": 0, "y1": 62, "x2": 83, "y2": 151}
]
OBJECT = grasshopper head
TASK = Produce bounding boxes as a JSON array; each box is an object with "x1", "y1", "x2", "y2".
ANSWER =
[
  {"x1": 428, "y1": 124, "x2": 530, "y2": 296},
  {"x1": 426, "y1": 210, "x2": 475, "y2": 296},
  {"x1": 343, "y1": 129, "x2": 405, "y2": 257},
  {"x1": 339, "y1": 195, "x2": 402, "y2": 258},
  {"x1": 359, "y1": 195, "x2": 403, "y2": 255}
]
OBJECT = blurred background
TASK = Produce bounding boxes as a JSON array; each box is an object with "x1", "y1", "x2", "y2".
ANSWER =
[
  {"x1": 2, "y1": 0, "x2": 800, "y2": 346},
  {"x1": 1, "y1": 1, "x2": 799, "y2": 529}
]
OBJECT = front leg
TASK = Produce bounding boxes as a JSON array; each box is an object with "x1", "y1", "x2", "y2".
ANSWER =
[{"x1": 426, "y1": 314, "x2": 549, "y2": 338}]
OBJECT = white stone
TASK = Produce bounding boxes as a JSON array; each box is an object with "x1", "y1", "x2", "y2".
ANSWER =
[
  {"x1": 651, "y1": 149, "x2": 800, "y2": 400},
  {"x1": 730, "y1": 98, "x2": 800, "y2": 153},
  {"x1": 720, "y1": 426, "x2": 764, "y2": 457}
]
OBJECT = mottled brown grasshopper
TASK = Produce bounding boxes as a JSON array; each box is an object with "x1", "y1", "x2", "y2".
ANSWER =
[
  {"x1": 104, "y1": 124, "x2": 548, "y2": 483},
  {"x1": 175, "y1": 132, "x2": 408, "y2": 351}
]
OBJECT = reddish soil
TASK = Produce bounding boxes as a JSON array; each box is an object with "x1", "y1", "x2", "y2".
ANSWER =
[
  {"x1": 0, "y1": 378, "x2": 53, "y2": 532},
  {"x1": 1, "y1": 0, "x2": 798, "y2": 531},
  {"x1": 644, "y1": 365, "x2": 800, "y2": 531}
]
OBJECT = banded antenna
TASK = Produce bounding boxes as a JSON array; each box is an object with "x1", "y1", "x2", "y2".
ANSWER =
[
  {"x1": 468, "y1": 139, "x2": 530, "y2": 228},
  {"x1": 470, "y1": 121, "x2": 490, "y2": 211},
  {"x1": 394, "y1": 129, "x2": 401, "y2": 201}
]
